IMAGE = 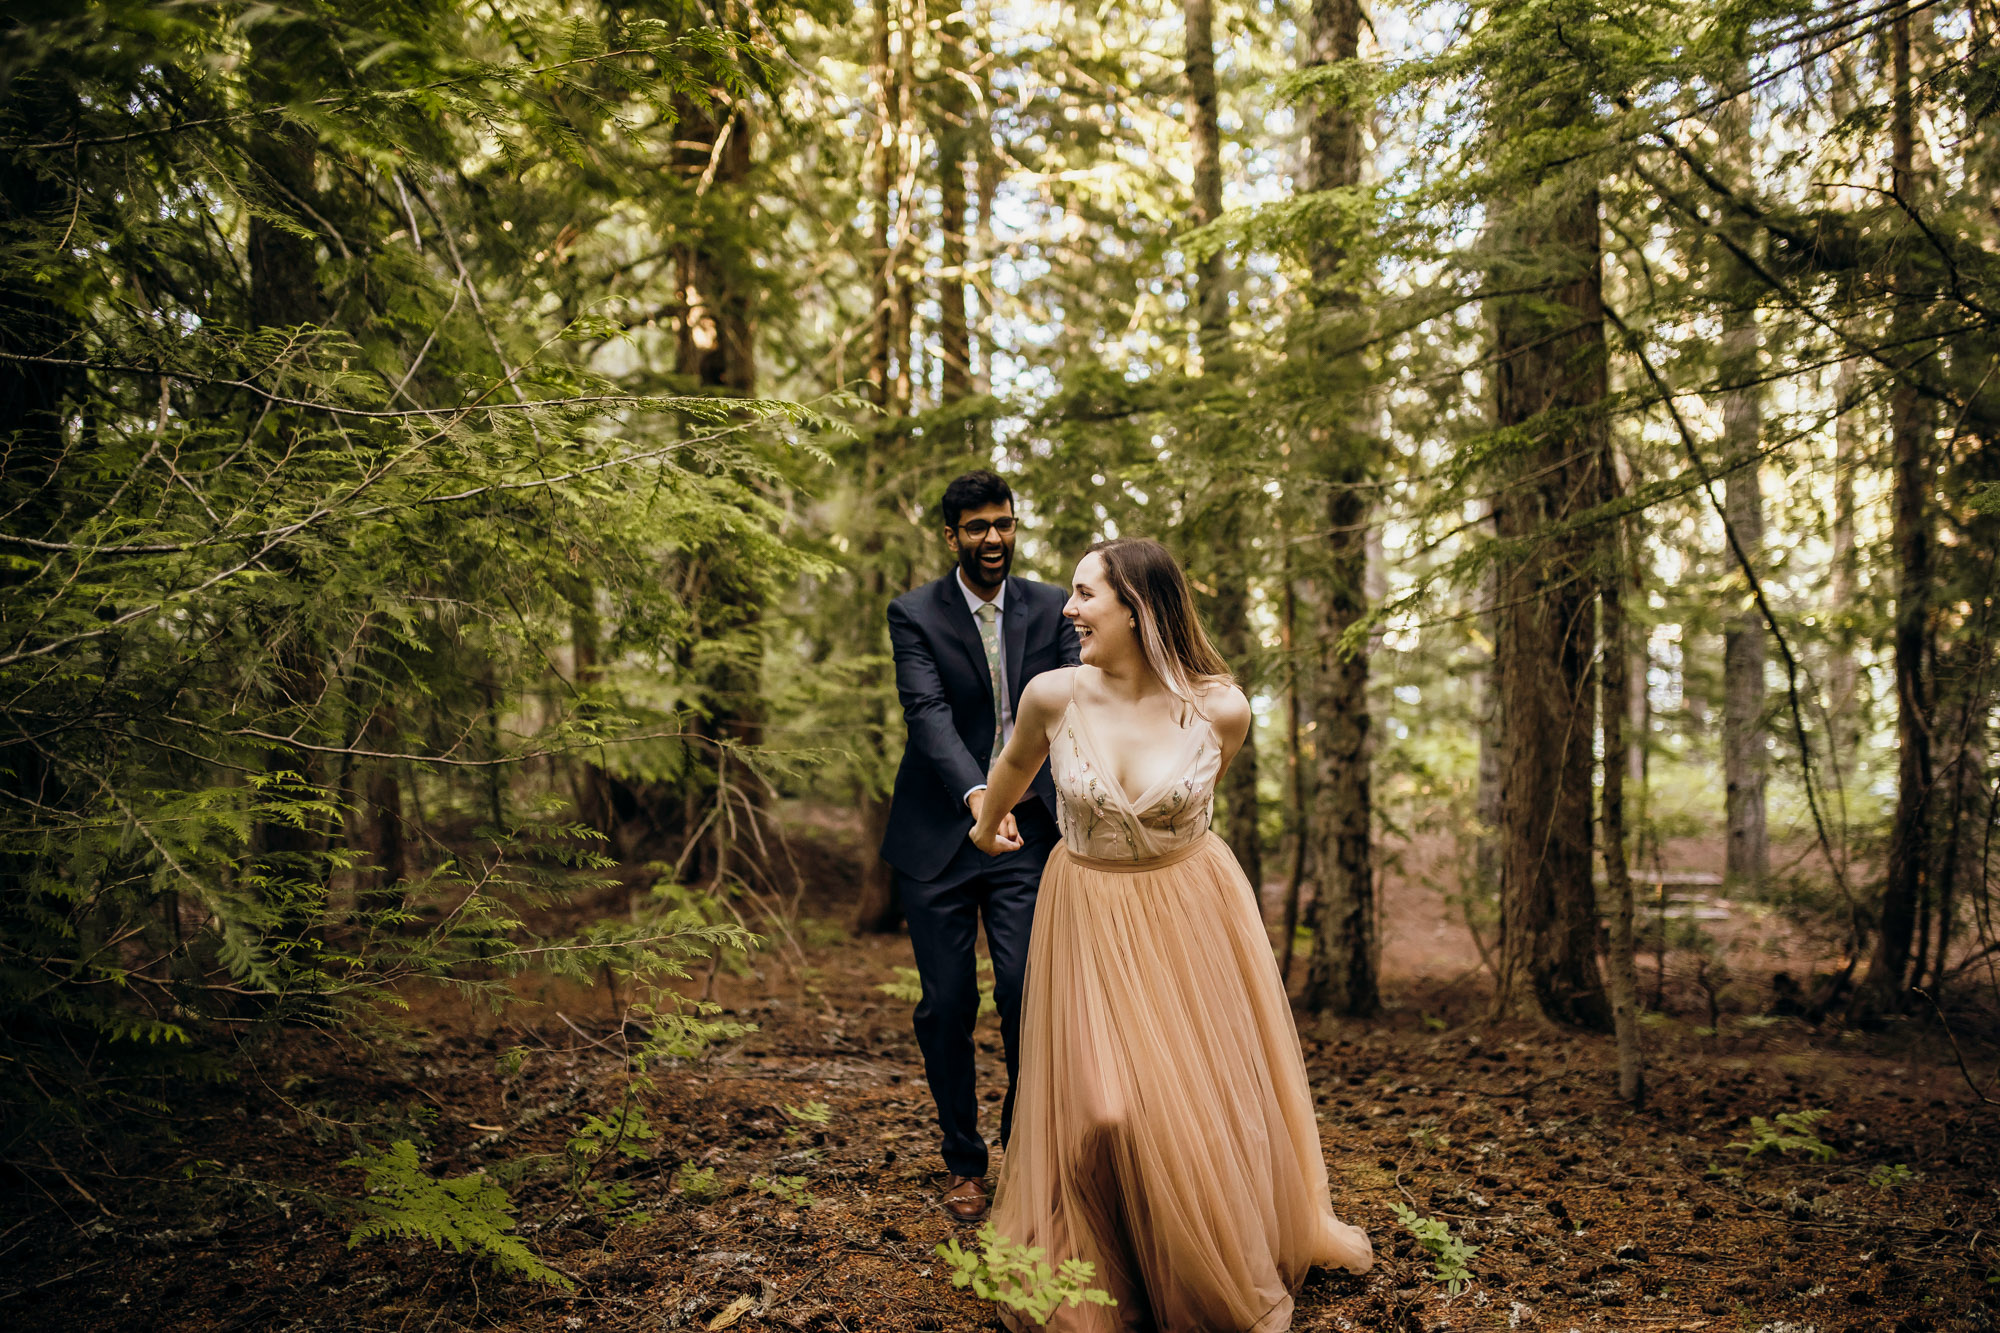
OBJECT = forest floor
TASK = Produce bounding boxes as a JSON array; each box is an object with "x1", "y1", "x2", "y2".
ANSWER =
[{"x1": 5, "y1": 825, "x2": 1999, "y2": 1333}]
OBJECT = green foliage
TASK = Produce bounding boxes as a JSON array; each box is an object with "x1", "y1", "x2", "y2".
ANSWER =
[
  {"x1": 1867, "y1": 1163, "x2": 1914, "y2": 1190},
  {"x1": 876, "y1": 967, "x2": 926, "y2": 1004},
  {"x1": 875, "y1": 959, "x2": 995, "y2": 1016},
  {"x1": 1731, "y1": 1108, "x2": 1838, "y2": 1161},
  {"x1": 672, "y1": 1162, "x2": 720, "y2": 1202},
  {"x1": 565, "y1": 1104, "x2": 657, "y2": 1210},
  {"x1": 1389, "y1": 1203, "x2": 1478, "y2": 1296},
  {"x1": 935, "y1": 1223, "x2": 1118, "y2": 1326},
  {"x1": 748, "y1": 1173, "x2": 816, "y2": 1207},
  {"x1": 346, "y1": 1140, "x2": 568, "y2": 1288},
  {"x1": 0, "y1": 0, "x2": 807, "y2": 1141}
]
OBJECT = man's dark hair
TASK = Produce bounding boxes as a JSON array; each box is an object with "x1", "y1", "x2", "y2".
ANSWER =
[{"x1": 939, "y1": 470, "x2": 1014, "y2": 530}]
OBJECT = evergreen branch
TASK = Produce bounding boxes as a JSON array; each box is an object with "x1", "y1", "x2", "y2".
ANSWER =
[
  {"x1": 1603, "y1": 303, "x2": 1858, "y2": 916},
  {"x1": 6, "y1": 48, "x2": 687, "y2": 152},
  {"x1": 0, "y1": 353, "x2": 760, "y2": 422}
]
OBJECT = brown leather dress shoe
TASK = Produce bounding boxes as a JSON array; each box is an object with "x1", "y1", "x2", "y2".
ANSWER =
[{"x1": 941, "y1": 1174, "x2": 989, "y2": 1222}]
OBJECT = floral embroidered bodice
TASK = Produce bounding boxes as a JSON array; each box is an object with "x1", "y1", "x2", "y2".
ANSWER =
[{"x1": 1048, "y1": 689, "x2": 1222, "y2": 861}]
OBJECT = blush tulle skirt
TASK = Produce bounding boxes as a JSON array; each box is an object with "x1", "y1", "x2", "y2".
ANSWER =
[{"x1": 990, "y1": 831, "x2": 1372, "y2": 1333}]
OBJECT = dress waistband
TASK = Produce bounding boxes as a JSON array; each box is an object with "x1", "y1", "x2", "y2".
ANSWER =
[{"x1": 1058, "y1": 831, "x2": 1217, "y2": 874}]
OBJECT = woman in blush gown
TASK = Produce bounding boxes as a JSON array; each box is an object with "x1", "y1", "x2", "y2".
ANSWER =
[{"x1": 968, "y1": 538, "x2": 1371, "y2": 1333}]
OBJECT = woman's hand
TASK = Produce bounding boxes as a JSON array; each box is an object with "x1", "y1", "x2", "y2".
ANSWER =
[
  {"x1": 966, "y1": 672, "x2": 1063, "y2": 857},
  {"x1": 971, "y1": 817, "x2": 1024, "y2": 856},
  {"x1": 967, "y1": 789, "x2": 1023, "y2": 855}
]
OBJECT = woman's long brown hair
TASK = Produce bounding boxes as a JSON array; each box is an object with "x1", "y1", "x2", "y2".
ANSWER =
[{"x1": 1087, "y1": 538, "x2": 1234, "y2": 711}]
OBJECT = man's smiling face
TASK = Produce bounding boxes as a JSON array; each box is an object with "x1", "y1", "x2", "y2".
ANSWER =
[{"x1": 945, "y1": 501, "x2": 1016, "y2": 593}]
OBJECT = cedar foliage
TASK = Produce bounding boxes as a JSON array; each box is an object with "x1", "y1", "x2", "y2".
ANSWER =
[{"x1": 0, "y1": 0, "x2": 810, "y2": 1138}]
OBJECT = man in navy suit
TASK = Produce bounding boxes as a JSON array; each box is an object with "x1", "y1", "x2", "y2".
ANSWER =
[{"x1": 881, "y1": 470, "x2": 1079, "y2": 1222}]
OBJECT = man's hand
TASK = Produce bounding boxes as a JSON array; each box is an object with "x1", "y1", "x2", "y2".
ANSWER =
[{"x1": 966, "y1": 788, "x2": 1019, "y2": 852}]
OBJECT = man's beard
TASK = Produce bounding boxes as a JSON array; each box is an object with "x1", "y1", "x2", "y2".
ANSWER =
[{"x1": 958, "y1": 542, "x2": 1013, "y2": 590}]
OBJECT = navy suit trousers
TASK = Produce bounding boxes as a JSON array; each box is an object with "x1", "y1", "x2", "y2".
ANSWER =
[{"x1": 898, "y1": 818, "x2": 1052, "y2": 1180}]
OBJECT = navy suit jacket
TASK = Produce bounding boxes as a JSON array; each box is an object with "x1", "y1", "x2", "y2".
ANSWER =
[{"x1": 880, "y1": 573, "x2": 1080, "y2": 881}]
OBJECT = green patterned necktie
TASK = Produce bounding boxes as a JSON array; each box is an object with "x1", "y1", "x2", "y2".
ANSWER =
[{"x1": 975, "y1": 601, "x2": 1004, "y2": 764}]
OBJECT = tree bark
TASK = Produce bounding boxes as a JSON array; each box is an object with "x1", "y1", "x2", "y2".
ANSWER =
[
  {"x1": 852, "y1": 2, "x2": 906, "y2": 934},
  {"x1": 363, "y1": 706, "x2": 406, "y2": 895},
  {"x1": 1721, "y1": 442, "x2": 1768, "y2": 888},
  {"x1": 1214, "y1": 577, "x2": 1264, "y2": 891},
  {"x1": 1296, "y1": 0, "x2": 1377, "y2": 1018},
  {"x1": 891, "y1": 0, "x2": 918, "y2": 414},
  {"x1": 867, "y1": 0, "x2": 896, "y2": 414},
  {"x1": 1183, "y1": 0, "x2": 1263, "y2": 891},
  {"x1": 972, "y1": 0, "x2": 998, "y2": 431},
  {"x1": 244, "y1": 31, "x2": 334, "y2": 908},
  {"x1": 1487, "y1": 181, "x2": 1613, "y2": 1030},
  {"x1": 1279, "y1": 571, "x2": 1311, "y2": 986},
  {"x1": 1828, "y1": 353, "x2": 1862, "y2": 783},
  {"x1": 935, "y1": 0, "x2": 971, "y2": 417},
  {"x1": 1601, "y1": 473, "x2": 1645, "y2": 1105},
  {"x1": 1184, "y1": 0, "x2": 1227, "y2": 366},
  {"x1": 1306, "y1": 476, "x2": 1376, "y2": 1015},
  {"x1": 1926, "y1": 656, "x2": 1988, "y2": 993},
  {"x1": 1854, "y1": 12, "x2": 1935, "y2": 1020},
  {"x1": 1717, "y1": 70, "x2": 1768, "y2": 889}
]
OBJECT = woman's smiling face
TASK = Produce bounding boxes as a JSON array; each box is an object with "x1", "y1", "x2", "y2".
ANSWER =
[{"x1": 1065, "y1": 552, "x2": 1134, "y2": 665}]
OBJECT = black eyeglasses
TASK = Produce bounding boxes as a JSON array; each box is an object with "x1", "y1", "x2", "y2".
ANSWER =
[{"x1": 955, "y1": 517, "x2": 1017, "y2": 538}]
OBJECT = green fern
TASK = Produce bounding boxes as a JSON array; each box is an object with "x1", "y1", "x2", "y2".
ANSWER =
[
  {"x1": 877, "y1": 960, "x2": 997, "y2": 1016},
  {"x1": 876, "y1": 965, "x2": 925, "y2": 1003},
  {"x1": 673, "y1": 1162, "x2": 720, "y2": 1201},
  {"x1": 936, "y1": 1223, "x2": 1117, "y2": 1325},
  {"x1": 345, "y1": 1140, "x2": 569, "y2": 1288},
  {"x1": 1730, "y1": 1108, "x2": 1837, "y2": 1161}
]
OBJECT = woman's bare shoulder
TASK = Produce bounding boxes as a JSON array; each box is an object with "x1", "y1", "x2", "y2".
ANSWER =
[
  {"x1": 1198, "y1": 680, "x2": 1251, "y2": 729},
  {"x1": 1021, "y1": 665, "x2": 1081, "y2": 709}
]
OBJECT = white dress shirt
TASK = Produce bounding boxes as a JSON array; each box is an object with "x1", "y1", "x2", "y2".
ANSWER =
[{"x1": 959, "y1": 569, "x2": 1009, "y2": 808}]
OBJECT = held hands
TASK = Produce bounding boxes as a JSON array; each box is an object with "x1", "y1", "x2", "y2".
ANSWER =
[{"x1": 967, "y1": 788, "x2": 1023, "y2": 856}]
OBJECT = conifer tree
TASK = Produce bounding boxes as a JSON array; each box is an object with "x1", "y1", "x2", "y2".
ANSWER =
[{"x1": 1298, "y1": 0, "x2": 1378, "y2": 1019}]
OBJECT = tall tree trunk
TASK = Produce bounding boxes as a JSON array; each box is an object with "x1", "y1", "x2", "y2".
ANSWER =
[
  {"x1": 1475, "y1": 554, "x2": 1504, "y2": 907},
  {"x1": 0, "y1": 111, "x2": 84, "y2": 903},
  {"x1": 1297, "y1": 0, "x2": 1377, "y2": 1018},
  {"x1": 673, "y1": 92, "x2": 766, "y2": 880},
  {"x1": 1825, "y1": 59, "x2": 1866, "y2": 790},
  {"x1": 1184, "y1": 0, "x2": 1227, "y2": 365},
  {"x1": 1828, "y1": 353, "x2": 1862, "y2": 782},
  {"x1": 971, "y1": 0, "x2": 998, "y2": 443},
  {"x1": 1717, "y1": 69, "x2": 1768, "y2": 889},
  {"x1": 364, "y1": 705, "x2": 406, "y2": 895},
  {"x1": 935, "y1": 0, "x2": 971, "y2": 420},
  {"x1": 891, "y1": 0, "x2": 918, "y2": 415},
  {"x1": 1601, "y1": 471, "x2": 1645, "y2": 1105},
  {"x1": 570, "y1": 605, "x2": 615, "y2": 842},
  {"x1": 868, "y1": 0, "x2": 896, "y2": 416},
  {"x1": 1628, "y1": 622, "x2": 1649, "y2": 791},
  {"x1": 1926, "y1": 658, "x2": 1987, "y2": 993},
  {"x1": 1487, "y1": 175, "x2": 1613, "y2": 1030},
  {"x1": 1279, "y1": 571, "x2": 1311, "y2": 985},
  {"x1": 853, "y1": 8, "x2": 907, "y2": 933},
  {"x1": 1183, "y1": 0, "x2": 1263, "y2": 891},
  {"x1": 1855, "y1": 12, "x2": 1935, "y2": 1020},
  {"x1": 1721, "y1": 441, "x2": 1769, "y2": 887},
  {"x1": 245, "y1": 35, "x2": 333, "y2": 910},
  {"x1": 1214, "y1": 576, "x2": 1263, "y2": 889}
]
